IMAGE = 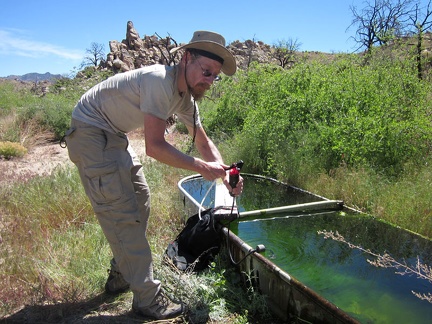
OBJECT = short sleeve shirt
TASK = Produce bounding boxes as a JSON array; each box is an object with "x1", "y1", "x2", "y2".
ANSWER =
[{"x1": 72, "y1": 64, "x2": 200, "y2": 134}]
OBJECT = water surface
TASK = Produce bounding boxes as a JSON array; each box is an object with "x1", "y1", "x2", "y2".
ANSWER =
[
  {"x1": 180, "y1": 175, "x2": 432, "y2": 323},
  {"x1": 233, "y1": 211, "x2": 432, "y2": 323}
]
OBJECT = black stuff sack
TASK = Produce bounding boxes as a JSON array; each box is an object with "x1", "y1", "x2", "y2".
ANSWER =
[{"x1": 165, "y1": 208, "x2": 221, "y2": 272}]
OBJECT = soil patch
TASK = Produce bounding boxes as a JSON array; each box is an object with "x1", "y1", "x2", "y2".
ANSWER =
[{"x1": 0, "y1": 131, "x2": 149, "y2": 187}]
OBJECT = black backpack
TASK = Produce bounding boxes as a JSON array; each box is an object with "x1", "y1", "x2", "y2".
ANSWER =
[{"x1": 165, "y1": 208, "x2": 222, "y2": 272}]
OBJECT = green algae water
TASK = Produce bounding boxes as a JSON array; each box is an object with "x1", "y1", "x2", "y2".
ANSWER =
[
  {"x1": 233, "y1": 212, "x2": 432, "y2": 323},
  {"x1": 180, "y1": 175, "x2": 432, "y2": 323}
]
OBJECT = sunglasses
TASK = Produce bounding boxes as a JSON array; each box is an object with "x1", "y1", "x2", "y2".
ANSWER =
[{"x1": 196, "y1": 58, "x2": 222, "y2": 82}]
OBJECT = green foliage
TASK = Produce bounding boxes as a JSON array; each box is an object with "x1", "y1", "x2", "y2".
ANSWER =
[
  {"x1": 204, "y1": 63, "x2": 277, "y2": 135},
  {"x1": 1, "y1": 54, "x2": 432, "y2": 321},
  {"x1": 0, "y1": 162, "x2": 272, "y2": 322},
  {"x1": 0, "y1": 167, "x2": 99, "y2": 313},
  {"x1": 205, "y1": 54, "x2": 432, "y2": 179},
  {"x1": 0, "y1": 82, "x2": 20, "y2": 116},
  {"x1": 0, "y1": 82, "x2": 40, "y2": 119},
  {"x1": 38, "y1": 95, "x2": 76, "y2": 139},
  {"x1": 0, "y1": 71, "x2": 113, "y2": 143},
  {"x1": 202, "y1": 52, "x2": 432, "y2": 238},
  {"x1": 0, "y1": 141, "x2": 27, "y2": 159},
  {"x1": 153, "y1": 250, "x2": 273, "y2": 323}
]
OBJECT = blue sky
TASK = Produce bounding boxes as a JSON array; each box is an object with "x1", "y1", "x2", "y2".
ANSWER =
[{"x1": 0, "y1": 0, "x2": 424, "y2": 77}]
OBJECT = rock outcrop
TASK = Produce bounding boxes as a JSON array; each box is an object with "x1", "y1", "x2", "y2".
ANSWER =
[{"x1": 102, "y1": 21, "x2": 276, "y2": 73}]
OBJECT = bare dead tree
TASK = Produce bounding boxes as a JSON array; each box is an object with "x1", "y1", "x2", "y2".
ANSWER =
[
  {"x1": 272, "y1": 38, "x2": 302, "y2": 68},
  {"x1": 81, "y1": 42, "x2": 105, "y2": 68},
  {"x1": 408, "y1": 0, "x2": 432, "y2": 79},
  {"x1": 318, "y1": 230, "x2": 432, "y2": 304},
  {"x1": 152, "y1": 32, "x2": 179, "y2": 66},
  {"x1": 348, "y1": 0, "x2": 414, "y2": 53}
]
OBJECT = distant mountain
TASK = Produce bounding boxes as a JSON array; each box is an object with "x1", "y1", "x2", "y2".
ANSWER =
[{"x1": 2, "y1": 72, "x2": 63, "y2": 82}]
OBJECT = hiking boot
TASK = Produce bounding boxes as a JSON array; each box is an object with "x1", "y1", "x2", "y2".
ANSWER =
[
  {"x1": 132, "y1": 290, "x2": 184, "y2": 320},
  {"x1": 104, "y1": 268, "x2": 130, "y2": 295}
]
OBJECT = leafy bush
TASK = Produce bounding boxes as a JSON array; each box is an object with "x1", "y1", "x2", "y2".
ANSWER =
[
  {"x1": 205, "y1": 55, "x2": 432, "y2": 179},
  {"x1": 0, "y1": 82, "x2": 29, "y2": 116},
  {"x1": 37, "y1": 95, "x2": 76, "y2": 139},
  {"x1": 0, "y1": 71, "x2": 113, "y2": 143},
  {"x1": 0, "y1": 141, "x2": 27, "y2": 159}
]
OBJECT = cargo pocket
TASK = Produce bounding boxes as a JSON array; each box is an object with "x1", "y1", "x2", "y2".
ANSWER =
[{"x1": 84, "y1": 161, "x2": 123, "y2": 204}]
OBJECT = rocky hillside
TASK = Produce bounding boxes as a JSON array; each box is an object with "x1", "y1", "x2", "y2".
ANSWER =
[
  {"x1": 101, "y1": 21, "x2": 278, "y2": 73},
  {"x1": 3, "y1": 72, "x2": 62, "y2": 82}
]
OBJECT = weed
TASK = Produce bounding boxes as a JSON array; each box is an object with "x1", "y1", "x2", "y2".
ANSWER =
[
  {"x1": 318, "y1": 229, "x2": 432, "y2": 304},
  {"x1": 2, "y1": 46, "x2": 432, "y2": 321},
  {"x1": 0, "y1": 141, "x2": 27, "y2": 159}
]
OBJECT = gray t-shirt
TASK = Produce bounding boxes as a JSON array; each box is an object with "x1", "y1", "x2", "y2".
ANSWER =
[{"x1": 72, "y1": 64, "x2": 200, "y2": 134}]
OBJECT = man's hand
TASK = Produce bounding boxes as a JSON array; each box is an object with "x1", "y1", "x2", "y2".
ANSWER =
[{"x1": 198, "y1": 161, "x2": 228, "y2": 181}]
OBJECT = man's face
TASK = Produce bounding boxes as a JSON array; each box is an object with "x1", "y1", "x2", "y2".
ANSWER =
[{"x1": 188, "y1": 55, "x2": 222, "y2": 100}]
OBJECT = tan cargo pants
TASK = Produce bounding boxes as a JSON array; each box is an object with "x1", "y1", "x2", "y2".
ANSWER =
[{"x1": 65, "y1": 118, "x2": 160, "y2": 308}]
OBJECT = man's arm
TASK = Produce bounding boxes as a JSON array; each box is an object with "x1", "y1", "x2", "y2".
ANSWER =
[
  {"x1": 188, "y1": 124, "x2": 244, "y2": 196},
  {"x1": 188, "y1": 125, "x2": 224, "y2": 164},
  {"x1": 143, "y1": 113, "x2": 227, "y2": 181}
]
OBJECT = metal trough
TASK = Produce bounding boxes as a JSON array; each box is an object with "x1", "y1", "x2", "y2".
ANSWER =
[
  {"x1": 222, "y1": 226, "x2": 359, "y2": 323},
  {"x1": 178, "y1": 174, "x2": 359, "y2": 323}
]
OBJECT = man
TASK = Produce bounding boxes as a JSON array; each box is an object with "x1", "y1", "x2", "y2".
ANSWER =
[{"x1": 63, "y1": 30, "x2": 243, "y2": 320}]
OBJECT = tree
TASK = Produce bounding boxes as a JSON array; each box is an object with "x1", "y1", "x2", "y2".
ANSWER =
[
  {"x1": 408, "y1": 0, "x2": 432, "y2": 79},
  {"x1": 152, "y1": 32, "x2": 179, "y2": 66},
  {"x1": 272, "y1": 38, "x2": 302, "y2": 68},
  {"x1": 81, "y1": 42, "x2": 105, "y2": 68},
  {"x1": 349, "y1": 0, "x2": 414, "y2": 53}
]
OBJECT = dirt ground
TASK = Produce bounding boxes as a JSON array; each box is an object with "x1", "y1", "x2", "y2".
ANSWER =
[
  {"x1": 0, "y1": 140, "x2": 72, "y2": 186},
  {"x1": 0, "y1": 131, "x2": 150, "y2": 187}
]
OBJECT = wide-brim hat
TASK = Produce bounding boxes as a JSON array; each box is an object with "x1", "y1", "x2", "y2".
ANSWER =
[{"x1": 171, "y1": 31, "x2": 236, "y2": 76}]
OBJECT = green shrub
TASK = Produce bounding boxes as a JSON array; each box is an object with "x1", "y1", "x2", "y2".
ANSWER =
[
  {"x1": 0, "y1": 141, "x2": 27, "y2": 159},
  {"x1": 0, "y1": 82, "x2": 33, "y2": 116},
  {"x1": 38, "y1": 95, "x2": 75, "y2": 139},
  {"x1": 206, "y1": 54, "x2": 432, "y2": 179}
]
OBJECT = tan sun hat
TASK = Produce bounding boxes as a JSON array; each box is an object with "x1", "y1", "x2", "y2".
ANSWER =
[{"x1": 171, "y1": 30, "x2": 236, "y2": 76}]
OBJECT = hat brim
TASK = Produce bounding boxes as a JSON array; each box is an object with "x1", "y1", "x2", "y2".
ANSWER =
[{"x1": 171, "y1": 42, "x2": 236, "y2": 76}]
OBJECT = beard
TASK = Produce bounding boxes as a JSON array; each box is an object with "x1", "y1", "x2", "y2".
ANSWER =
[{"x1": 190, "y1": 83, "x2": 209, "y2": 100}]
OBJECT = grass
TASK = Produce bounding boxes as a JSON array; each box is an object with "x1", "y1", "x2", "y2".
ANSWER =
[
  {"x1": 2, "y1": 139, "x2": 429, "y2": 324},
  {"x1": 1, "y1": 60, "x2": 431, "y2": 321},
  {"x1": 302, "y1": 162, "x2": 432, "y2": 239},
  {"x1": 0, "y1": 155, "x2": 277, "y2": 323},
  {"x1": 0, "y1": 167, "x2": 98, "y2": 311},
  {"x1": 0, "y1": 78, "x2": 276, "y2": 322}
]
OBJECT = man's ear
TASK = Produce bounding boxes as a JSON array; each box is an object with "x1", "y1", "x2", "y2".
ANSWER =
[{"x1": 185, "y1": 50, "x2": 192, "y2": 63}]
